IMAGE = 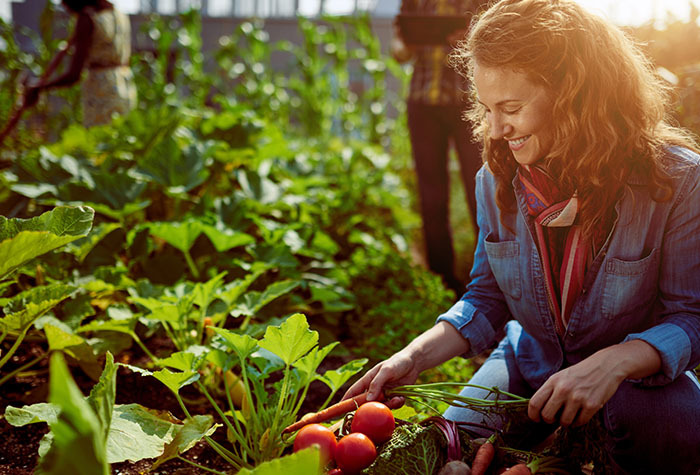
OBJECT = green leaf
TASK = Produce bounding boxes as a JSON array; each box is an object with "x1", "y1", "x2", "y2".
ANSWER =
[
  {"x1": 105, "y1": 404, "x2": 181, "y2": 464},
  {"x1": 44, "y1": 324, "x2": 102, "y2": 381},
  {"x1": 211, "y1": 327, "x2": 258, "y2": 362},
  {"x1": 5, "y1": 403, "x2": 60, "y2": 427},
  {"x1": 158, "y1": 348, "x2": 208, "y2": 372},
  {"x1": 231, "y1": 280, "x2": 300, "y2": 318},
  {"x1": 151, "y1": 415, "x2": 219, "y2": 470},
  {"x1": 258, "y1": 313, "x2": 318, "y2": 366},
  {"x1": 86, "y1": 353, "x2": 117, "y2": 444},
  {"x1": 152, "y1": 368, "x2": 200, "y2": 394},
  {"x1": 0, "y1": 284, "x2": 76, "y2": 332},
  {"x1": 0, "y1": 206, "x2": 94, "y2": 280},
  {"x1": 201, "y1": 224, "x2": 255, "y2": 252},
  {"x1": 293, "y1": 342, "x2": 338, "y2": 385},
  {"x1": 147, "y1": 220, "x2": 204, "y2": 254},
  {"x1": 36, "y1": 353, "x2": 109, "y2": 475},
  {"x1": 237, "y1": 446, "x2": 321, "y2": 475},
  {"x1": 317, "y1": 358, "x2": 368, "y2": 395}
]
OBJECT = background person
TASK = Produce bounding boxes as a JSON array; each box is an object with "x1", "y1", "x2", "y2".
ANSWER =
[
  {"x1": 23, "y1": 0, "x2": 136, "y2": 127},
  {"x1": 393, "y1": 0, "x2": 487, "y2": 296},
  {"x1": 346, "y1": 1, "x2": 700, "y2": 472}
]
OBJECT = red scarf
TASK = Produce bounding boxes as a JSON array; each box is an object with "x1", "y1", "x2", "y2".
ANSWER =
[{"x1": 518, "y1": 166, "x2": 588, "y2": 337}]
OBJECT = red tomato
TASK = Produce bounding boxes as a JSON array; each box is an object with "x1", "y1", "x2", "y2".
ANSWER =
[
  {"x1": 335, "y1": 433, "x2": 377, "y2": 474},
  {"x1": 327, "y1": 469, "x2": 344, "y2": 475},
  {"x1": 293, "y1": 423, "x2": 337, "y2": 465},
  {"x1": 350, "y1": 401, "x2": 395, "y2": 444}
]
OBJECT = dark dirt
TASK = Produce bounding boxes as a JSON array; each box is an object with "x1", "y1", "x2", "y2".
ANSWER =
[{"x1": 0, "y1": 338, "x2": 349, "y2": 474}]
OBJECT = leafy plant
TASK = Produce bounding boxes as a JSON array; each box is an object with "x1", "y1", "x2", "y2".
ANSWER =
[{"x1": 125, "y1": 313, "x2": 366, "y2": 471}]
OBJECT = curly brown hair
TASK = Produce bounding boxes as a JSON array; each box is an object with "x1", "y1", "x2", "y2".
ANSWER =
[{"x1": 449, "y1": 0, "x2": 698, "y2": 238}]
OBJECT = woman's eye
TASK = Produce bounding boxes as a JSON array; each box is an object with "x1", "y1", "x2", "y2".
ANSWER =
[{"x1": 503, "y1": 108, "x2": 521, "y2": 115}]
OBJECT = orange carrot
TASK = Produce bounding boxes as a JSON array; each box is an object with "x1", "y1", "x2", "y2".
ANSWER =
[
  {"x1": 471, "y1": 437, "x2": 496, "y2": 475},
  {"x1": 503, "y1": 463, "x2": 531, "y2": 474},
  {"x1": 282, "y1": 391, "x2": 383, "y2": 434}
]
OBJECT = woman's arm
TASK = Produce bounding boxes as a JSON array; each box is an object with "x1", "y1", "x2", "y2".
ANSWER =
[
  {"x1": 23, "y1": 10, "x2": 94, "y2": 107},
  {"x1": 343, "y1": 321, "x2": 470, "y2": 407}
]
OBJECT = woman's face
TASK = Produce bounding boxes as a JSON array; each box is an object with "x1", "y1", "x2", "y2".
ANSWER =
[{"x1": 473, "y1": 62, "x2": 555, "y2": 166}]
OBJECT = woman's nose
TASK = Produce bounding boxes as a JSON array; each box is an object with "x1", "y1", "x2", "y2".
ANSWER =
[{"x1": 488, "y1": 113, "x2": 513, "y2": 140}]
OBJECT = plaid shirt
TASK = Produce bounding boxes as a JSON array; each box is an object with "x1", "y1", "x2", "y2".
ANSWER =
[{"x1": 399, "y1": 0, "x2": 477, "y2": 105}]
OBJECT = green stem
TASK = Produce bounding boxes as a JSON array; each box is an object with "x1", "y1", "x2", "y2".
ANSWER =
[
  {"x1": 0, "y1": 350, "x2": 48, "y2": 386},
  {"x1": 271, "y1": 364, "x2": 291, "y2": 433},
  {"x1": 176, "y1": 456, "x2": 227, "y2": 475},
  {"x1": 129, "y1": 331, "x2": 159, "y2": 363},
  {"x1": 205, "y1": 435, "x2": 244, "y2": 470},
  {"x1": 184, "y1": 250, "x2": 200, "y2": 280},
  {"x1": 197, "y1": 381, "x2": 250, "y2": 452},
  {"x1": 174, "y1": 393, "x2": 193, "y2": 419},
  {"x1": 222, "y1": 372, "x2": 249, "y2": 448},
  {"x1": 0, "y1": 325, "x2": 30, "y2": 371},
  {"x1": 0, "y1": 326, "x2": 8, "y2": 346}
]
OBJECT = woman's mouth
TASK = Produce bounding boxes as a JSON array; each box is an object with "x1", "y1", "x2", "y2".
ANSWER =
[{"x1": 508, "y1": 135, "x2": 530, "y2": 151}]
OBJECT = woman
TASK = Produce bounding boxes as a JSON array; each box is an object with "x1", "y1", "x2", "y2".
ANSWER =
[
  {"x1": 344, "y1": 0, "x2": 700, "y2": 472},
  {"x1": 23, "y1": 0, "x2": 136, "y2": 126}
]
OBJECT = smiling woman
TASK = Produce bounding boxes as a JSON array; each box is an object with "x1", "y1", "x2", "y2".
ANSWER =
[{"x1": 343, "y1": 1, "x2": 700, "y2": 473}]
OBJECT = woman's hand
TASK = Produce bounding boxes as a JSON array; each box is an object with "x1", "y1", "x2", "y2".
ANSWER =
[
  {"x1": 528, "y1": 340, "x2": 662, "y2": 427},
  {"x1": 342, "y1": 350, "x2": 421, "y2": 409},
  {"x1": 342, "y1": 321, "x2": 471, "y2": 408}
]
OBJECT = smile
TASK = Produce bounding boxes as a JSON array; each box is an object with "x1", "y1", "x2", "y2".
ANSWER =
[{"x1": 508, "y1": 135, "x2": 530, "y2": 150}]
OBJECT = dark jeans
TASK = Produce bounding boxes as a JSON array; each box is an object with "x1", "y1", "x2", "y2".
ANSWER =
[{"x1": 407, "y1": 101, "x2": 482, "y2": 295}]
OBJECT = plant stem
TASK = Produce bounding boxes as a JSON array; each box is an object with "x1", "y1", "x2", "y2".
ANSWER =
[
  {"x1": 174, "y1": 393, "x2": 193, "y2": 419},
  {"x1": 0, "y1": 325, "x2": 30, "y2": 371},
  {"x1": 0, "y1": 350, "x2": 47, "y2": 386},
  {"x1": 184, "y1": 249, "x2": 200, "y2": 279},
  {"x1": 129, "y1": 331, "x2": 159, "y2": 363},
  {"x1": 197, "y1": 381, "x2": 250, "y2": 452},
  {"x1": 176, "y1": 456, "x2": 226, "y2": 475},
  {"x1": 205, "y1": 435, "x2": 243, "y2": 470}
]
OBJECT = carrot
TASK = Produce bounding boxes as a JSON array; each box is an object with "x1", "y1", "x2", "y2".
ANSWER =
[
  {"x1": 503, "y1": 463, "x2": 531, "y2": 474},
  {"x1": 471, "y1": 436, "x2": 496, "y2": 475},
  {"x1": 282, "y1": 391, "x2": 383, "y2": 434}
]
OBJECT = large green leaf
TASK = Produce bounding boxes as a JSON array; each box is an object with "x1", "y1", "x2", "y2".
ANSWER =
[
  {"x1": 293, "y1": 342, "x2": 338, "y2": 385},
  {"x1": 0, "y1": 284, "x2": 76, "y2": 333},
  {"x1": 86, "y1": 352, "x2": 117, "y2": 444},
  {"x1": 150, "y1": 415, "x2": 219, "y2": 470},
  {"x1": 257, "y1": 313, "x2": 317, "y2": 366},
  {"x1": 210, "y1": 327, "x2": 258, "y2": 362},
  {"x1": 135, "y1": 137, "x2": 210, "y2": 193},
  {"x1": 105, "y1": 404, "x2": 181, "y2": 464},
  {"x1": 0, "y1": 206, "x2": 94, "y2": 280},
  {"x1": 201, "y1": 224, "x2": 255, "y2": 252},
  {"x1": 36, "y1": 353, "x2": 109, "y2": 475},
  {"x1": 5, "y1": 403, "x2": 60, "y2": 427},
  {"x1": 317, "y1": 358, "x2": 368, "y2": 395}
]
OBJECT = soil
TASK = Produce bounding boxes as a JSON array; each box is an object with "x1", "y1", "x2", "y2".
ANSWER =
[{"x1": 0, "y1": 337, "x2": 344, "y2": 474}]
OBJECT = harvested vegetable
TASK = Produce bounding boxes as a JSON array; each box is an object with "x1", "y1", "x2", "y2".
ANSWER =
[
  {"x1": 502, "y1": 463, "x2": 531, "y2": 474},
  {"x1": 293, "y1": 423, "x2": 337, "y2": 465},
  {"x1": 438, "y1": 460, "x2": 473, "y2": 475},
  {"x1": 283, "y1": 391, "x2": 382, "y2": 434},
  {"x1": 471, "y1": 434, "x2": 496, "y2": 475},
  {"x1": 351, "y1": 401, "x2": 395, "y2": 444},
  {"x1": 335, "y1": 433, "x2": 377, "y2": 474}
]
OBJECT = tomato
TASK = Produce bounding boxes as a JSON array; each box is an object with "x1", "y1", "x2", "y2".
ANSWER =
[
  {"x1": 293, "y1": 423, "x2": 337, "y2": 465},
  {"x1": 335, "y1": 432, "x2": 377, "y2": 474},
  {"x1": 350, "y1": 401, "x2": 395, "y2": 444}
]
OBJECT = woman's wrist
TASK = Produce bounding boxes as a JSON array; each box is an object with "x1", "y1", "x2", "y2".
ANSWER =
[
  {"x1": 603, "y1": 339, "x2": 662, "y2": 381},
  {"x1": 402, "y1": 321, "x2": 470, "y2": 374}
]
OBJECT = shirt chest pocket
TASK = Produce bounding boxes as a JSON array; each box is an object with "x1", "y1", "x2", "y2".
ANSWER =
[
  {"x1": 600, "y1": 248, "x2": 659, "y2": 320},
  {"x1": 484, "y1": 236, "x2": 522, "y2": 300}
]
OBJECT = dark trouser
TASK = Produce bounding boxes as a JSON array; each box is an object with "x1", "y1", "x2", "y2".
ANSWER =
[{"x1": 407, "y1": 101, "x2": 482, "y2": 295}]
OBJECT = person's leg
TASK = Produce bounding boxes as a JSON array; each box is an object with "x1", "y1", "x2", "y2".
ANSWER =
[
  {"x1": 450, "y1": 105, "x2": 482, "y2": 231},
  {"x1": 407, "y1": 101, "x2": 459, "y2": 293},
  {"x1": 603, "y1": 371, "x2": 700, "y2": 474},
  {"x1": 443, "y1": 339, "x2": 554, "y2": 446}
]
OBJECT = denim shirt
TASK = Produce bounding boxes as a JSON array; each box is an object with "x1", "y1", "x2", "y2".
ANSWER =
[{"x1": 437, "y1": 146, "x2": 700, "y2": 389}]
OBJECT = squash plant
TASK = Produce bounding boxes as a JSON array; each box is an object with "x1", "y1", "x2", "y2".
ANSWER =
[{"x1": 126, "y1": 313, "x2": 367, "y2": 472}]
